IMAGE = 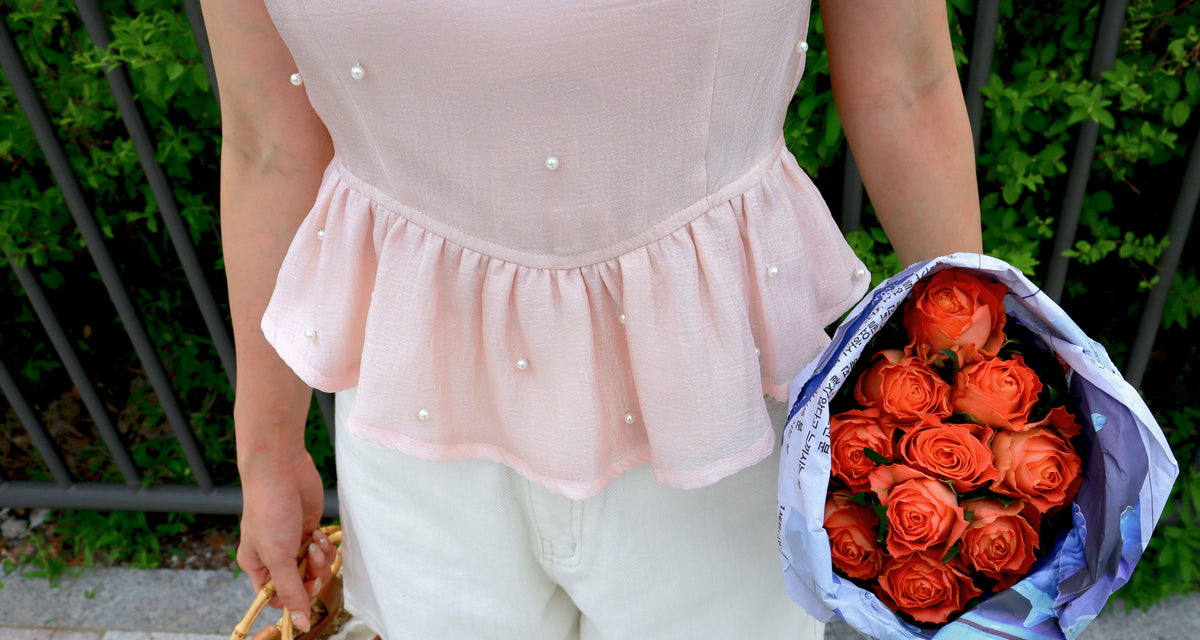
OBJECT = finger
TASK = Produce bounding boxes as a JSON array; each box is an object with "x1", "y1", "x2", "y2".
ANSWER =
[
  {"x1": 306, "y1": 543, "x2": 331, "y2": 582},
  {"x1": 303, "y1": 575, "x2": 324, "y2": 598},
  {"x1": 312, "y1": 529, "x2": 334, "y2": 556},
  {"x1": 236, "y1": 545, "x2": 270, "y2": 595},
  {"x1": 263, "y1": 554, "x2": 312, "y2": 633}
]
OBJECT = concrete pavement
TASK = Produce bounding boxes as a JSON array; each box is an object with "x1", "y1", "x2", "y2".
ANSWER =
[{"x1": 0, "y1": 567, "x2": 1194, "y2": 639}]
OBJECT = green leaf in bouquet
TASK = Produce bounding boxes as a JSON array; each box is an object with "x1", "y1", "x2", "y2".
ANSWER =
[
  {"x1": 939, "y1": 349, "x2": 960, "y2": 374},
  {"x1": 942, "y1": 542, "x2": 962, "y2": 563},
  {"x1": 849, "y1": 491, "x2": 871, "y2": 506},
  {"x1": 992, "y1": 494, "x2": 1018, "y2": 507},
  {"x1": 863, "y1": 447, "x2": 890, "y2": 466},
  {"x1": 873, "y1": 504, "x2": 889, "y2": 544}
]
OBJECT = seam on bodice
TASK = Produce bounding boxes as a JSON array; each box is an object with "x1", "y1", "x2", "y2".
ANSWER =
[{"x1": 330, "y1": 133, "x2": 789, "y2": 271}]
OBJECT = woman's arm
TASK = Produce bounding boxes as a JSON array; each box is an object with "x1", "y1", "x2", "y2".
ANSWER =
[
  {"x1": 199, "y1": 0, "x2": 334, "y2": 630},
  {"x1": 820, "y1": 0, "x2": 983, "y2": 266}
]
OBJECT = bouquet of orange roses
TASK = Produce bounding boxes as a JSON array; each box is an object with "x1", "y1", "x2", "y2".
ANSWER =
[{"x1": 778, "y1": 254, "x2": 1178, "y2": 640}]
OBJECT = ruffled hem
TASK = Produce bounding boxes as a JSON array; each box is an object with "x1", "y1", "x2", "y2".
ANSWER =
[{"x1": 261, "y1": 136, "x2": 869, "y2": 498}]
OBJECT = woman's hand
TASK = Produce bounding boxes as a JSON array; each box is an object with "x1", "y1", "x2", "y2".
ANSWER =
[
  {"x1": 237, "y1": 449, "x2": 330, "y2": 633},
  {"x1": 199, "y1": 0, "x2": 335, "y2": 631},
  {"x1": 820, "y1": 0, "x2": 984, "y2": 265}
]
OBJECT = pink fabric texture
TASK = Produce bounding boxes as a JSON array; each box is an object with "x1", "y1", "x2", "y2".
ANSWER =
[{"x1": 260, "y1": 0, "x2": 869, "y2": 499}]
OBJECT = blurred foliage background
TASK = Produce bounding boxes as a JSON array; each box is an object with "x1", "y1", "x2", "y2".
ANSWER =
[{"x1": 1, "y1": 0, "x2": 1197, "y2": 605}]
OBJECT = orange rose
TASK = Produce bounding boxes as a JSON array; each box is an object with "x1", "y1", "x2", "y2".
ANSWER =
[
  {"x1": 875, "y1": 551, "x2": 983, "y2": 624},
  {"x1": 824, "y1": 493, "x2": 885, "y2": 580},
  {"x1": 896, "y1": 417, "x2": 1000, "y2": 492},
  {"x1": 830, "y1": 408, "x2": 896, "y2": 492},
  {"x1": 960, "y1": 499, "x2": 1039, "y2": 590},
  {"x1": 854, "y1": 349, "x2": 953, "y2": 423},
  {"x1": 951, "y1": 355, "x2": 1042, "y2": 430},
  {"x1": 868, "y1": 464, "x2": 969, "y2": 558},
  {"x1": 991, "y1": 427, "x2": 1083, "y2": 513},
  {"x1": 1018, "y1": 405, "x2": 1083, "y2": 438},
  {"x1": 903, "y1": 269, "x2": 1007, "y2": 366}
]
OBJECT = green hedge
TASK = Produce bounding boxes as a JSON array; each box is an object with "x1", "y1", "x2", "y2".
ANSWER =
[{"x1": 1, "y1": 0, "x2": 1197, "y2": 603}]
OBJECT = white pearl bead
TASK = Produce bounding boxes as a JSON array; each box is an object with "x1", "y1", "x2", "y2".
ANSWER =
[
  {"x1": 767, "y1": 265, "x2": 780, "y2": 278},
  {"x1": 755, "y1": 347, "x2": 761, "y2": 357},
  {"x1": 290, "y1": 72, "x2": 303, "y2": 86},
  {"x1": 417, "y1": 408, "x2": 430, "y2": 421},
  {"x1": 304, "y1": 329, "x2": 317, "y2": 340},
  {"x1": 795, "y1": 40, "x2": 809, "y2": 54},
  {"x1": 624, "y1": 412, "x2": 635, "y2": 425},
  {"x1": 854, "y1": 266, "x2": 868, "y2": 279},
  {"x1": 545, "y1": 155, "x2": 560, "y2": 170},
  {"x1": 350, "y1": 63, "x2": 365, "y2": 80},
  {"x1": 618, "y1": 313, "x2": 626, "y2": 324},
  {"x1": 516, "y1": 358, "x2": 529, "y2": 370},
  {"x1": 317, "y1": 229, "x2": 325, "y2": 240}
]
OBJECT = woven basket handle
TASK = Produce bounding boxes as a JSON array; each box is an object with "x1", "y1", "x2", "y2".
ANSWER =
[{"x1": 230, "y1": 525, "x2": 343, "y2": 640}]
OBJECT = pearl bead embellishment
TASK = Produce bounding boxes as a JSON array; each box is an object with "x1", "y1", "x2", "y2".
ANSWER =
[
  {"x1": 290, "y1": 72, "x2": 303, "y2": 86},
  {"x1": 767, "y1": 265, "x2": 780, "y2": 278},
  {"x1": 618, "y1": 313, "x2": 626, "y2": 324},
  {"x1": 795, "y1": 40, "x2": 809, "y2": 54},
  {"x1": 317, "y1": 229, "x2": 325, "y2": 240},
  {"x1": 545, "y1": 155, "x2": 560, "y2": 170},
  {"x1": 304, "y1": 329, "x2": 317, "y2": 340},
  {"x1": 516, "y1": 358, "x2": 529, "y2": 370},
  {"x1": 755, "y1": 347, "x2": 761, "y2": 357},
  {"x1": 624, "y1": 412, "x2": 636, "y2": 424},
  {"x1": 350, "y1": 63, "x2": 365, "y2": 80},
  {"x1": 417, "y1": 408, "x2": 430, "y2": 421},
  {"x1": 854, "y1": 266, "x2": 868, "y2": 279}
]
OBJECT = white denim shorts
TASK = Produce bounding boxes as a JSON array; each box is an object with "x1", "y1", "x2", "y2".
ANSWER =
[{"x1": 334, "y1": 387, "x2": 822, "y2": 640}]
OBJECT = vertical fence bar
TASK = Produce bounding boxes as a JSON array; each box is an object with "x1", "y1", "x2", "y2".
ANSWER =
[
  {"x1": 0, "y1": 358, "x2": 73, "y2": 489},
  {"x1": 1044, "y1": 0, "x2": 1130, "y2": 301},
  {"x1": 840, "y1": 149, "x2": 864, "y2": 233},
  {"x1": 964, "y1": 0, "x2": 1002, "y2": 153},
  {"x1": 9, "y1": 259, "x2": 142, "y2": 485},
  {"x1": 0, "y1": 16, "x2": 215, "y2": 492},
  {"x1": 74, "y1": 0, "x2": 237, "y2": 391},
  {"x1": 179, "y1": 0, "x2": 219, "y2": 107},
  {"x1": 315, "y1": 390, "x2": 336, "y2": 449},
  {"x1": 1124, "y1": 127, "x2": 1200, "y2": 389}
]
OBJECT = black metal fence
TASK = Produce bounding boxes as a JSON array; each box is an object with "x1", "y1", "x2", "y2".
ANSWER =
[{"x1": 0, "y1": 0, "x2": 1194, "y2": 515}]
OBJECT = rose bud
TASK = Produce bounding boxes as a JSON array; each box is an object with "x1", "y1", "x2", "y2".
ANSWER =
[
  {"x1": 960, "y1": 498, "x2": 1039, "y2": 590},
  {"x1": 896, "y1": 417, "x2": 1000, "y2": 492},
  {"x1": 875, "y1": 551, "x2": 983, "y2": 624},
  {"x1": 951, "y1": 355, "x2": 1042, "y2": 430},
  {"x1": 824, "y1": 493, "x2": 886, "y2": 580},
  {"x1": 903, "y1": 269, "x2": 1008, "y2": 366},
  {"x1": 868, "y1": 464, "x2": 969, "y2": 559},
  {"x1": 830, "y1": 408, "x2": 896, "y2": 492},
  {"x1": 854, "y1": 349, "x2": 953, "y2": 423},
  {"x1": 991, "y1": 427, "x2": 1083, "y2": 513}
]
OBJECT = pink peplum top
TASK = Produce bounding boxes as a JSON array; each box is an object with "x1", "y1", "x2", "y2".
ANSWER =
[{"x1": 260, "y1": 0, "x2": 870, "y2": 499}]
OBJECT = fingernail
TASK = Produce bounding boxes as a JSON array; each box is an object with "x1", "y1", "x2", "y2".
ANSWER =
[
  {"x1": 309, "y1": 543, "x2": 319, "y2": 558},
  {"x1": 309, "y1": 577, "x2": 322, "y2": 596},
  {"x1": 290, "y1": 611, "x2": 311, "y2": 633}
]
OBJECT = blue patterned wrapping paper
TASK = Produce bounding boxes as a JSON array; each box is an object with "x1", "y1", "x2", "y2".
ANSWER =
[{"x1": 777, "y1": 253, "x2": 1180, "y2": 640}]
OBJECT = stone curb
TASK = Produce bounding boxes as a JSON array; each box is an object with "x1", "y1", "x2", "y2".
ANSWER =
[{"x1": 0, "y1": 567, "x2": 1195, "y2": 638}]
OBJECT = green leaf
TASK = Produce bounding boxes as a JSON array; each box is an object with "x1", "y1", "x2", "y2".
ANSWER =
[
  {"x1": 942, "y1": 542, "x2": 962, "y2": 563},
  {"x1": 863, "y1": 447, "x2": 890, "y2": 466},
  {"x1": 1171, "y1": 102, "x2": 1191, "y2": 128}
]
